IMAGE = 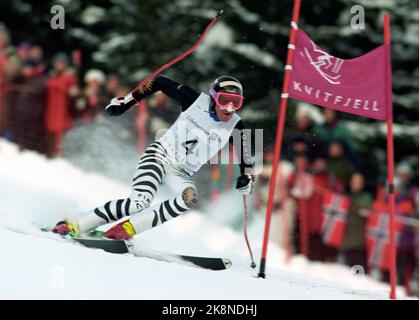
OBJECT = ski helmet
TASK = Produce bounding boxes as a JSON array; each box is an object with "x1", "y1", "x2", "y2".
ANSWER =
[{"x1": 210, "y1": 75, "x2": 243, "y2": 97}]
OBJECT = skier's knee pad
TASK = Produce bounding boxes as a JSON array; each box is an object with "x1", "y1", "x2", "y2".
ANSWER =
[{"x1": 182, "y1": 187, "x2": 198, "y2": 208}]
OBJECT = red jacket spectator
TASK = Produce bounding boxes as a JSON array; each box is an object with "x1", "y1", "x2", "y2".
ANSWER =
[
  {"x1": 14, "y1": 59, "x2": 46, "y2": 152},
  {"x1": 287, "y1": 154, "x2": 344, "y2": 261},
  {"x1": 45, "y1": 69, "x2": 77, "y2": 133},
  {"x1": 309, "y1": 171, "x2": 344, "y2": 234},
  {"x1": 44, "y1": 53, "x2": 78, "y2": 156}
]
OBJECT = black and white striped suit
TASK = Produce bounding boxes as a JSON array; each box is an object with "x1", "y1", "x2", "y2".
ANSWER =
[
  {"x1": 77, "y1": 141, "x2": 195, "y2": 233},
  {"x1": 76, "y1": 76, "x2": 254, "y2": 234}
]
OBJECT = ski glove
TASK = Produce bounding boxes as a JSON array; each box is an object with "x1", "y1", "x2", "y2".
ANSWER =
[
  {"x1": 105, "y1": 93, "x2": 136, "y2": 116},
  {"x1": 236, "y1": 174, "x2": 255, "y2": 194}
]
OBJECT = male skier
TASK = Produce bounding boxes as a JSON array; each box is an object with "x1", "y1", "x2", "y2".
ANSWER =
[{"x1": 53, "y1": 75, "x2": 255, "y2": 240}]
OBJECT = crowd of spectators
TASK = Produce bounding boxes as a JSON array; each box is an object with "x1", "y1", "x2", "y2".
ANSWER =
[
  {"x1": 254, "y1": 105, "x2": 419, "y2": 296},
  {"x1": 1, "y1": 22, "x2": 418, "y2": 296},
  {"x1": 0, "y1": 23, "x2": 133, "y2": 157}
]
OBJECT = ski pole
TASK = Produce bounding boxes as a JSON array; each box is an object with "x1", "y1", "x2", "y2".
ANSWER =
[
  {"x1": 131, "y1": 9, "x2": 224, "y2": 96},
  {"x1": 243, "y1": 194, "x2": 256, "y2": 269}
]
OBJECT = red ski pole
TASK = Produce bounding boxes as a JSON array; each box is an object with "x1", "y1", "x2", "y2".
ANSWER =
[
  {"x1": 131, "y1": 10, "x2": 223, "y2": 97},
  {"x1": 243, "y1": 194, "x2": 256, "y2": 269}
]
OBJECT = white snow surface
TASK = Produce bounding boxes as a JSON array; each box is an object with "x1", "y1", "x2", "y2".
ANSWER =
[{"x1": 0, "y1": 139, "x2": 406, "y2": 299}]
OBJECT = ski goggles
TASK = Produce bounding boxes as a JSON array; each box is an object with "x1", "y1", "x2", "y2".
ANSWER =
[{"x1": 209, "y1": 86, "x2": 243, "y2": 111}]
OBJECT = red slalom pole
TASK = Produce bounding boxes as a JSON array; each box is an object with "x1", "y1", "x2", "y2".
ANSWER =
[
  {"x1": 384, "y1": 13, "x2": 397, "y2": 300},
  {"x1": 258, "y1": 0, "x2": 301, "y2": 278},
  {"x1": 278, "y1": 165, "x2": 292, "y2": 262},
  {"x1": 132, "y1": 10, "x2": 223, "y2": 96}
]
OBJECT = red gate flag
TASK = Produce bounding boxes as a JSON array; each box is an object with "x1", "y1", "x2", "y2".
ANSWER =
[
  {"x1": 289, "y1": 29, "x2": 390, "y2": 120},
  {"x1": 321, "y1": 191, "x2": 350, "y2": 248},
  {"x1": 258, "y1": 1, "x2": 397, "y2": 299}
]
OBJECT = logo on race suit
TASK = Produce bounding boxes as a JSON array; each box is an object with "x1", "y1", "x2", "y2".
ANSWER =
[{"x1": 300, "y1": 41, "x2": 344, "y2": 85}]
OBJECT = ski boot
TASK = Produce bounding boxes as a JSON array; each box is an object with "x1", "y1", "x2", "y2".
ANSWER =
[
  {"x1": 104, "y1": 220, "x2": 136, "y2": 240},
  {"x1": 52, "y1": 220, "x2": 80, "y2": 237}
]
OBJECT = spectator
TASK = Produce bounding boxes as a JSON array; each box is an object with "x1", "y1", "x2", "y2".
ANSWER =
[
  {"x1": 311, "y1": 154, "x2": 344, "y2": 194},
  {"x1": 287, "y1": 154, "x2": 313, "y2": 256},
  {"x1": 395, "y1": 164, "x2": 417, "y2": 201},
  {"x1": 148, "y1": 91, "x2": 179, "y2": 136},
  {"x1": 340, "y1": 172, "x2": 372, "y2": 270},
  {"x1": 253, "y1": 149, "x2": 282, "y2": 215},
  {"x1": 29, "y1": 45, "x2": 46, "y2": 74},
  {"x1": 0, "y1": 23, "x2": 11, "y2": 57},
  {"x1": 103, "y1": 74, "x2": 130, "y2": 122},
  {"x1": 414, "y1": 225, "x2": 419, "y2": 297},
  {"x1": 284, "y1": 108, "x2": 316, "y2": 160},
  {"x1": 372, "y1": 165, "x2": 417, "y2": 294},
  {"x1": 13, "y1": 59, "x2": 46, "y2": 153},
  {"x1": 394, "y1": 164, "x2": 416, "y2": 292},
  {"x1": 17, "y1": 42, "x2": 31, "y2": 65},
  {"x1": 73, "y1": 69, "x2": 106, "y2": 123},
  {"x1": 313, "y1": 109, "x2": 356, "y2": 153},
  {"x1": 0, "y1": 24, "x2": 18, "y2": 77},
  {"x1": 407, "y1": 165, "x2": 419, "y2": 296},
  {"x1": 105, "y1": 74, "x2": 129, "y2": 99},
  {"x1": 253, "y1": 149, "x2": 289, "y2": 249},
  {"x1": 0, "y1": 25, "x2": 9, "y2": 136},
  {"x1": 45, "y1": 52, "x2": 78, "y2": 157},
  {"x1": 83, "y1": 69, "x2": 106, "y2": 122},
  {"x1": 327, "y1": 140, "x2": 357, "y2": 189},
  {"x1": 0, "y1": 23, "x2": 20, "y2": 139},
  {"x1": 307, "y1": 154, "x2": 344, "y2": 261}
]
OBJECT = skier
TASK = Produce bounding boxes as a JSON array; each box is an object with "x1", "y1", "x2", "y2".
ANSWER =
[{"x1": 53, "y1": 75, "x2": 255, "y2": 240}]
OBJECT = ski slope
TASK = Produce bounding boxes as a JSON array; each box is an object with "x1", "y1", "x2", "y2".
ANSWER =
[{"x1": 0, "y1": 139, "x2": 405, "y2": 299}]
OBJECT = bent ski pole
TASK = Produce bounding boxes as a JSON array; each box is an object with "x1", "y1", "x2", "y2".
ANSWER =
[{"x1": 131, "y1": 10, "x2": 224, "y2": 96}]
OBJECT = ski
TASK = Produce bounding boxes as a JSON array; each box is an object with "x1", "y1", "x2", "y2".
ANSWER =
[
  {"x1": 73, "y1": 237, "x2": 134, "y2": 254},
  {"x1": 73, "y1": 237, "x2": 231, "y2": 270},
  {"x1": 41, "y1": 227, "x2": 231, "y2": 270}
]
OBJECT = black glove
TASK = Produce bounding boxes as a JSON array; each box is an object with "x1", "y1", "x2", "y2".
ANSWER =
[
  {"x1": 236, "y1": 174, "x2": 255, "y2": 194},
  {"x1": 105, "y1": 93, "x2": 136, "y2": 116}
]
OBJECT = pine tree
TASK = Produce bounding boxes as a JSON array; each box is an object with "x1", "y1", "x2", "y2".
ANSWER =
[{"x1": 1, "y1": 0, "x2": 417, "y2": 183}]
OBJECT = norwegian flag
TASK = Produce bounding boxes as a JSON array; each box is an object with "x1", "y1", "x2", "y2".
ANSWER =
[
  {"x1": 321, "y1": 191, "x2": 351, "y2": 248},
  {"x1": 366, "y1": 197, "x2": 414, "y2": 270},
  {"x1": 366, "y1": 209, "x2": 403, "y2": 270}
]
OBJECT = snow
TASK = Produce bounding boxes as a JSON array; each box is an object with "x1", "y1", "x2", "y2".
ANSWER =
[
  {"x1": 93, "y1": 33, "x2": 137, "y2": 63},
  {"x1": 355, "y1": 0, "x2": 397, "y2": 8},
  {"x1": 81, "y1": 6, "x2": 107, "y2": 25},
  {"x1": 346, "y1": 121, "x2": 419, "y2": 142},
  {"x1": 230, "y1": 0, "x2": 287, "y2": 36},
  {"x1": 411, "y1": 10, "x2": 419, "y2": 22},
  {"x1": 69, "y1": 28, "x2": 100, "y2": 46},
  {"x1": 230, "y1": 43, "x2": 281, "y2": 69},
  {"x1": 196, "y1": 21, "x2": 281, "y2": 70},
  {"x1": 0, "y1": 139, "x2": 408, "y2": 299},
  {"x1": 405, "y1": 24, "x2": 419, "y2": 45}
]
